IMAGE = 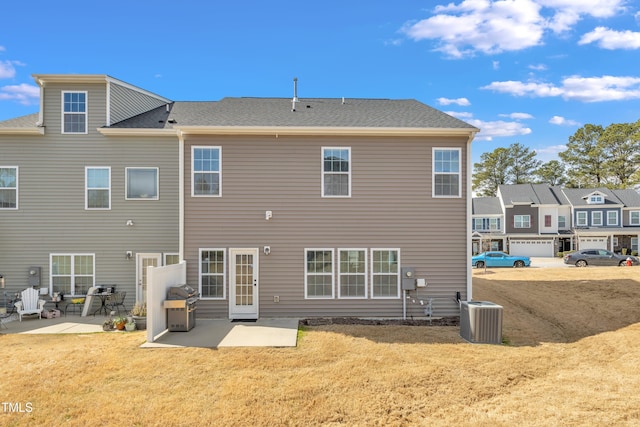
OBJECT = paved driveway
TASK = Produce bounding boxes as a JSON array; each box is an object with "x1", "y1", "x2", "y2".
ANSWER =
[{"x1": 530, "y1": 257, "x2": 568, "y2": 268}]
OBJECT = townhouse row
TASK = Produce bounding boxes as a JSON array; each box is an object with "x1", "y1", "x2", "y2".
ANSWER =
[
  {"x1": 0, "y1": 74, "x2": 479, "y2": 319},
  {"x1": 472, "y1": 183, "x2": 640, "y2": 257}
]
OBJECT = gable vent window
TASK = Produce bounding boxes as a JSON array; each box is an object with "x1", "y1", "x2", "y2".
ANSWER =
[{"x1": 62, "y1": 91, "x2": 87, "y2": 134}]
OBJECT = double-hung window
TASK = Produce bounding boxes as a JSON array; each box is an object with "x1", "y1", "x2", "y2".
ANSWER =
[
  {"x1": 192, "y1": 146, "x2": 221, "y2": 196},
  {"x1": 50, "y1": 254, "x2": 95, "y2": 295},
  {"x1": 433, "y1": 148, "x2": 461, "y2": 197},
  {"x1": 62, "y1": 91, "x2": 87, "y2": 134},
  {"x1": 592, "y1": 211, "x2": 603, "y2": 226},
  {"x1": 371, "y1": 249, "x2": 400, "y2": 298},
  {"x1": 322, "y1": 147, "x2": 350, "y2": 197},
  {"x1": 514, "y1": 215, "x2": 530, "y2": 228},
  {"x1": 631, "y1": 211, "x2": 640, "y2": 226},
  {"x1": 86, "y1": 167, "x2": 110, "y2": 210},
  {"x1": 200, "y1": 249, "x2": 225, "y2": 299},
  {"x1": 558, "y1": 216, "x2": 566, "y2": 228},
  {"x1": 607, "y1": 211, "x2": 618, "y2": 226},
  {"x1": 338, "y1": 249, "x2": 367, "y2": 298},
  {"x1": 0, "y1": 166, "x2": 18, "y2": 209},
  {"x1": 576, "y1": 212, "x2": 587, "y2": 226},
  {"x1": 126, "y1": 167, "x2": 159, "y2": 200},
  {"x1": 305, "y1": 249, "x2": 334, "y2": 298}
]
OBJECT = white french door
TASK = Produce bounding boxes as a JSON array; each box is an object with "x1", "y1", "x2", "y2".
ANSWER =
[
  {"x1": 229, "y1": 248, "x2": 259, "y2": 320},
  {"x1": 136, "y1": 253, "x2": 162, "y2": 303}
]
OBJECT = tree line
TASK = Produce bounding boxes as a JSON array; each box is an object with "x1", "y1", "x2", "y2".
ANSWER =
[{"x1": 472, "y1": 120, "x2": 640, "y2": 197}]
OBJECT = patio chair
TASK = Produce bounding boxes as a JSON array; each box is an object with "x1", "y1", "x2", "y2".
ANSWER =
[
  {"x1": 15, "y1": 288, "x2": 46, "y2": 321},
  {"x1": 106, "y1": 291, "x2": 127, "y2": 315}
]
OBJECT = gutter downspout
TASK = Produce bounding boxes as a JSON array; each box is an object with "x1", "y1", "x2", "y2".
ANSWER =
[
  {"x1": 466, "y1": 132, "x2": 476, "y2": 302},
  {"x1": 178, "y1": 131, "x2": 185, "y2": 262}
]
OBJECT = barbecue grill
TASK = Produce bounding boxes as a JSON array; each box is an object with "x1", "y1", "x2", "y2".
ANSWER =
[{"x1": 163, "y1": 284, "x2": 199, "y2": 332}]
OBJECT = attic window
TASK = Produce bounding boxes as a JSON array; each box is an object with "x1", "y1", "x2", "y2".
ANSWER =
[{"x1": 588, "y1": 195, "x2": 604, "y2": 204}]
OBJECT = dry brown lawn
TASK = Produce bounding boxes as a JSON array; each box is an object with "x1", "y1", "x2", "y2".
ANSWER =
[{"x1": 2, "y1": 266, "x2": 640, "y2": 426}]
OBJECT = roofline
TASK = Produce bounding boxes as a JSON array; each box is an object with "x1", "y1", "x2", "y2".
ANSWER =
[
  {"x1": 98, "y1": 126, "x2": 478, "y2": 138},
  {"x1": 0, "y1": 127, "x2": 45, "y2": 135},
  {"x1": 32, "y1": 74, "x2": 172, "y2": 104}
]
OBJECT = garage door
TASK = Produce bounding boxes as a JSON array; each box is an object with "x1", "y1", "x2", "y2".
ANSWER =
[
  {"x1": 578, "y1": 237, "x2": 608, "y2": 250},
  {"x1": 509, "y1": 239, "x2": 554, "y2": 257}
]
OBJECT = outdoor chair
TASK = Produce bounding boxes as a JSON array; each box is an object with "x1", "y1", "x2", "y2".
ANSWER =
[
  {"x1": 15, "y1": 288, "x2": 46, "y2": 321},
  {"x1": 106, "y1": 291, "x2": 127, "y2": 315}
]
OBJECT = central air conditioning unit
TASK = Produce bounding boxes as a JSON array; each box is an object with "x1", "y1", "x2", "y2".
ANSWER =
[{"x1": 460, "y1": 301, "x2": 503, "y2": 344}]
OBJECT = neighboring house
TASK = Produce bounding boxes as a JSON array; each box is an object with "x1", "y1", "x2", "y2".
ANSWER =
[
  {"x1": 477, "y1": 184, "x2": 640, "y2": 258},
  {"x1": 0, "y1": 75, "x2": 179, "y2": 309},
  {"x1": 497, "y1": 184, "x2": 571, "y2": 257},
  {"x1": 561, "y1": 188, "x2": 640, "y2": 254},
  {"x1": 471, "y1": 197, "x2": 505, "y2": 253},
  {"x1": 1, "y1": 74, "x2": 479, "y2": 320}
]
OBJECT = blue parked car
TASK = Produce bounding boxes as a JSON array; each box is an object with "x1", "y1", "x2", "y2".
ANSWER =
[{"x1": 472, "y1": 251, "x2": 531, "y2": 268}]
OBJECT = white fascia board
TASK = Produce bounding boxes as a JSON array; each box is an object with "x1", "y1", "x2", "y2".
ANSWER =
[
  {"x1": 32, "y1": 74, "x2": 108, "y2": 86},
  {"x1": 0, "y1": 127, "x2": 45, "y2": 135},
  {"x1": 174, "y1": 125, "x2": 478, "y2": 138},
  {"x1": 97, "y1": 128, "x2": 178, "y2": 137}
]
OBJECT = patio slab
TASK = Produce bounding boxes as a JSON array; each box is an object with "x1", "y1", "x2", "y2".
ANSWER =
[
  {"x1": 2, "y1": 314, "x2": 299, "y2": 348},
  {"x1": 141, "y1": 318, "x2": 299, "y2": 349}
]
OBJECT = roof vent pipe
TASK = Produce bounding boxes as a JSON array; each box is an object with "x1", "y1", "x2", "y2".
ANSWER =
[
  {"x1": 166, "y1": 104, "x2": 170, "y2": 113},
  {"x1": 291, "y1": 77, "x2": 298, "y2": 112}
]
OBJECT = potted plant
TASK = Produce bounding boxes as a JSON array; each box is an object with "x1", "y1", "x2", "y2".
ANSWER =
[
  {"x1": 125, "y1": 319, "x2": 136, "y2": 331},
  {"x1": 102, "y1": 319, "x2": 113, "y2": 331},
  {"x1": 131, "y1": 302, "x2": 147, "y2": 330},
  {"x1": 113, "y1": 316, "x2": 127, "y2": 331}
]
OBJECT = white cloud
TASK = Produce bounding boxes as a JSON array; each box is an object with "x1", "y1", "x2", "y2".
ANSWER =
[
  {"x1": 528, "y1": 63, "x2": 547, "y2": 71},
  {"x1": 401, "y1": 0, "x2": 626, "y2": 57},
  {"x1": 500, "y1": 112, "x2": 535, "y2": 120},
  {"x1": 468, "y1": 119, "x2": 532, "y2": 141},
  {"x1": 535, "y1": 144, "x2": 566, "y2": 161},
  {"x1": 0, "y1": 83, "x2": 40, "y2": 105},
  {"x1": 446, "y1": 111, "x2": 474, "y2": 119},
  {"x1": 492, "y1": 60, "x2": 500, "y2": 70},
  {"x1": 579, "y1": 27, "x2": 640, "y2": 50},
  {"x1": 481, "y1": 75, "x2": 640, "y2": 102},
  {"x1": 549, "y1": 115, "x2": 580, "y2": 126},
  {"x1": 437, "y1": 97, "x2": 471, "y2": 106},
  {"x1": 0, "y1": 60, "x2": 16, "y2": 79}
]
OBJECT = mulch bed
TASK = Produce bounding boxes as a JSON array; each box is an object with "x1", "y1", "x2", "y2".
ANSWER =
[{"x1": 300, "y1": 316, "x2": 459, "y2": 327}]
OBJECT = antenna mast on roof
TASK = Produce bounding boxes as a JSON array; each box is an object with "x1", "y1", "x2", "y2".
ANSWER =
[{"x1": 292, "y1": 77, "x2": 298, "y2": 112}]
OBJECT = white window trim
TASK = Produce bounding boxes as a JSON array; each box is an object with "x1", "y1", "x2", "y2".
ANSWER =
[
  {"x1": 592, "y1": 211, "x2": 603, "y2": 226},
  {"x1": 432, "y1": 147, "x2": 461, "y2": 198},
  {"x1": 632, "y1": 237, "x2": 639, "y2": 252},
  {"x1": 321, "y1": 147, "x2": 351, "y2": 198},
  {"x1": 125, "y1": 167, "x2": 159, "y2": 200},
  {"x1": 304, "y1": 248, "x2": 335, "y2": 299},
  {"x1": 0, "y1": 166, "x2": 18, "y2": 210},
  {"x1": 191, "y1": 146, "x2": 222, "y2": 197},
  {"x1": 199, "y1": 248, "x2": 226, "y2": 300},
  {"x1": 607, "y1": 211, "x2": 618, "y2": 226},
  {"x1": 558, "y1": 215, "x2": 566, "y2": 228},
  {"x1": 337, "y1": 248, "x2": 368, "y2": 299},
  {"x1": 371, "y1": 248, "x2": 401, "y2": 299},
  {"x1": 85, "y1": 166, "x2": 111, "y2": 210},
  {"x1": 61, "y1": 91, "x2": 88, "y2": 134},
  {"x1": 514, "y1": 215, "x2": 531, "y2": 229},
  {"x1": 631, "y1": 211, "x2": 640, "y2": 226},
  {"x1": 49, "y1": 253, "x2": 95, "y2": 296},
  {"x1": 576, "y1": 212, "x2": 588, "y2": 226}
]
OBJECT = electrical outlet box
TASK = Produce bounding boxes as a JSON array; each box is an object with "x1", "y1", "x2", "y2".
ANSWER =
[{"x1": 273, "y1": 296, "x2": 280, "y2": 303}]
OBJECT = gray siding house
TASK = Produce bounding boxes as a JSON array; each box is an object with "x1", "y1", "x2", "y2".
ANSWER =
[
  {"x1": 0, "y1": 75, "x2": 179, "y2": 309},
  {"x1": 2, "y1": 74, "x2": 478, "y2": 320}
]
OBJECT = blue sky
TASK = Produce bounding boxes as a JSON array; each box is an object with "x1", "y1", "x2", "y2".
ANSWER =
[{"x1": 1, "y1": 0, "x2": 639, "y2": 165}]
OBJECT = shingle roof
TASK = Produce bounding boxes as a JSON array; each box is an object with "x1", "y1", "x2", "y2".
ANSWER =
[
  {"x1": 109, "y1": 98, "x2": 478, "y2": 130},
  {"x1": 612, "y1": 189, "x2": 640, "y2": 207},
  {"x1": 561, "y1": 188, "x2": 624, "y2": 206},
  {"x1": 0, "y1": 113, "x2": 39, "y2": 128},
  {"x1": 472, "y1": 197, "x2": 502, "y2": 215}
]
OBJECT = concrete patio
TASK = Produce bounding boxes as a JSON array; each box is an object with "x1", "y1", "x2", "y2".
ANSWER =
[{"x1": 0, "y1": 313, "x2": 299, "y2": 348}]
